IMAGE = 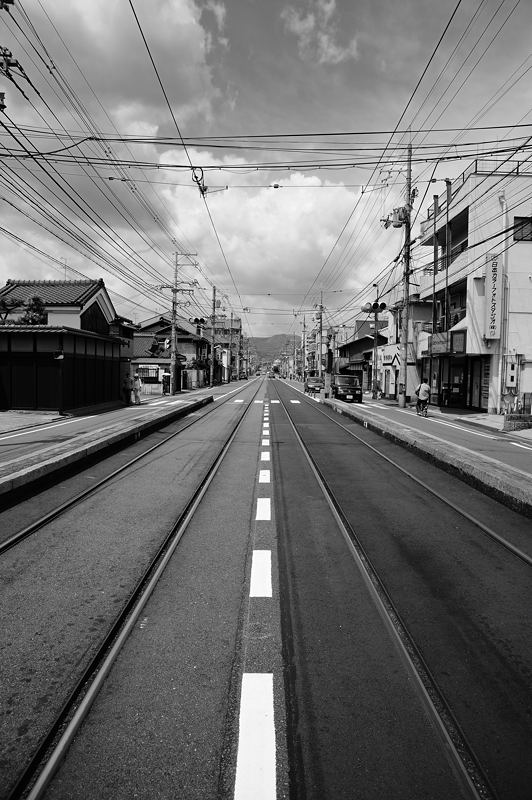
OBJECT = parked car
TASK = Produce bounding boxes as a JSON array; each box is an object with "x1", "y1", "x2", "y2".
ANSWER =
[
  {"x1": 304, "y1": 375, "x2": 324, "y2": 395},
  {"x1": 239, "y1": 372, "x2": 247, "y2": 379},
  {"x1": 330, "y1": 374, "x2": 362, "y2": 403}
]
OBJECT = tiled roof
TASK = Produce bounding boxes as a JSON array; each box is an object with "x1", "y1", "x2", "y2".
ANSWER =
[
  {"x1": 0, "y1": 324, "x2": 120, "y2": 339},
  {"x1": 0, "y1": 279, "x2": 104, "y2": 306}
]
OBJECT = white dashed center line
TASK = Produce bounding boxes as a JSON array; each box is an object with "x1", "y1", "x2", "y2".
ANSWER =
[
  {"x1": 249, "y1": 550, "x2": 272, "y2": 597},
  {"x1": 259, "y1": 469, "x2": 270, "y2": 483},
  {"x1": 261, "y1": 451, "x2": 270, "y2": 461},
  {"x1": 255, "y1": 497, "x2": 271, "y2": 520},
  {"x1": 234, "y1": 674, "x2": 276, "y2": 800}
]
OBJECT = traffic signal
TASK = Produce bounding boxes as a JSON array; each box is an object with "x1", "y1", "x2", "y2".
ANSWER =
[{"x1": 192, "y1": 317, "x2": 206, "y2": 335}]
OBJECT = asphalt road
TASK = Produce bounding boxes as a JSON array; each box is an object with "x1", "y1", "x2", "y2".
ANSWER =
[
  {"x1": 1, "y1": 378, "x2": 530, "y2": 800},
  {"x1": 0, "y1": 385, "x2": 265, "y2": 800},
  {"x1": 272, "y1": 379, "x2": 531, "y2": 800}
]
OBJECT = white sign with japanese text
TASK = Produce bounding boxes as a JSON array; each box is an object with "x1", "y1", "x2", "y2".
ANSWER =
[{"x1": 484, "y1": 252, "x2": 502, "y2": 339}]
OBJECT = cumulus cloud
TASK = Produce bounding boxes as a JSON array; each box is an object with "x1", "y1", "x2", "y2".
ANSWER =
[
  {"x1": 151, "y1": 150, "x2": 385, "y2": 334},
  {"x1": 281, "y1": 0, "x2": 359, "y2": 65},
  {"x1": 204, "y1": 0, "x2": 227, "y2": 32}
]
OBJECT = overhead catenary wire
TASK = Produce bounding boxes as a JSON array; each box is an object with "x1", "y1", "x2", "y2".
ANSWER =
[{"x1": 127, "y1": 0, "x2": 253, "y2": 337}]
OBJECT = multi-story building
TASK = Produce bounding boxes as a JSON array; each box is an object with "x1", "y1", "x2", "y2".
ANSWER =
[
  {"x1": 204, "y1": 314, "x2": 243, "y2": 382},
  {"x1": 416, "y1": 159, "x2": 532, "y2": 412}
]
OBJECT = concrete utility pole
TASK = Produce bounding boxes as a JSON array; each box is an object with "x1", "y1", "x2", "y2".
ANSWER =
[
  {"x1": 228, "y1": 311, "x2": 233, "y2": 381},
  {"x1": 302, "y1": 316, "x2": 307, "y2": 379},
  {"x1": 430, "y1": 193, "x2": 439, "y2": 402},
  {"x1": 398, "y1": 143, "x2": 413, "y2": 409},
  {"x1": 210, "y1": 285, "x2": 216, "y2": 387},
  {"x1": 170, "y1": 255, "x2": 178, "y2": 394},
  {"x1": 444, "y1": 178, "x2": 452, "y2": 334},
  {"x1": 154, "y1": 251, "x2": 195, "y2": 395},
  {"x1": 318, "y1": 292, "x2": 323, "y2": 379}
]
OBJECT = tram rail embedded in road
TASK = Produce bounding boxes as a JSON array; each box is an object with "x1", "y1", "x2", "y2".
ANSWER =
[{"x1": 4, "y1": 382, "x2": 263, "y2": 800}]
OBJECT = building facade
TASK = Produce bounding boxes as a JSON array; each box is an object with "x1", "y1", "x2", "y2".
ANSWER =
[
  {"x1": 0, "y1": 279, "x2": 133, "y2": 411},
  {"x1": 417, "y1": 159, "x2": 532, "y2": 413}
]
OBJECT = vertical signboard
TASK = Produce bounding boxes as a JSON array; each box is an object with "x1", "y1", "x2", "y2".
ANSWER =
[{"x1": 484, "y1": 252, "x2": 502, "y2": 339}]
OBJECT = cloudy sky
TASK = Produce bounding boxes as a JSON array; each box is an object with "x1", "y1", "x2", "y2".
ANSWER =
[{"x1": 1, "y1": 0, "x2": 532, "y2": 338}]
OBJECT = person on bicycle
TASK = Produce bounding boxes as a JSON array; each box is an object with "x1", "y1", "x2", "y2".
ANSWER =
[{"x1": 415, "y1": 377, "x2": 431, "y2": 416}]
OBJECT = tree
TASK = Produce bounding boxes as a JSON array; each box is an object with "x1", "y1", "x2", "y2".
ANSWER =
[
  {"x1": 17, "y1": 296, "x2": 47, "y2": 325},
  {"x1": 0, "y1": 298, "x2": 23, "y2": 323}
]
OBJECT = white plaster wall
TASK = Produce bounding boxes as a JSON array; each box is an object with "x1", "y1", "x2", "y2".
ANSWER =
[{"x1": 47, "y1": 309, "x2": 80, "y2": 328}]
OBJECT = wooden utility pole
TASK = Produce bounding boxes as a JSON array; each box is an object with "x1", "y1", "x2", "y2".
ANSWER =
[{"x1": 398, "y1": 143, "x2": 412, "y2": 409}]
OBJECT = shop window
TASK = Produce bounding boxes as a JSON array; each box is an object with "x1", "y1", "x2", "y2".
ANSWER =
[
  {"x1": 514, "y1": 216, "x2": 532, "y2": 241},
  {"x1": 138, "y1": 365, "x2": 159, "y2": 383}
]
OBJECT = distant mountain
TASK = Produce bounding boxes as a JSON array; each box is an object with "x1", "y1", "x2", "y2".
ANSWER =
[{"x1": 250, "y1": 333, "x2": 298, "y2": 363}]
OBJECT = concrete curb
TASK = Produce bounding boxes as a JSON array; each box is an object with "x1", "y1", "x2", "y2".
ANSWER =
[
  {"x1": 0, "y1": 396, "x2": 213, "y2": 498},
  {"x1": 322, "y1": 398, "x2": 532, "y2": 518}
]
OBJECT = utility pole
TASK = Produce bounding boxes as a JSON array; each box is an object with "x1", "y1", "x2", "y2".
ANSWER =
[
  {"x1": 210, "y1": 285, "x2": 216, "y2": 387},
  {"x1": 430, "y1": 193, "x2": 439, "y2": 402},
  {"x1": 318, "y1": 292, "x2": 323, "y2": 379},
  {"x1": 170, "y1": 254, "x2": 178, "y2": 395},
  {"x1": 444, "y1": 178, "x2": 452, "y2": 335},
  {"x1": 302, "y1": 316, "x2": 307, "y2": 380},
  {"x1": 228, "y1": 310, "x2": 233, "y2": 382},
  {"x1": 398, "y1": 143, "x2": 413, "y2": 409},
  {"x1": 373, "y1": 305, "x2": 379, "y2": 396},
  {"x1": 153, "y1": 251, "x2": 196, "y2": 395}
]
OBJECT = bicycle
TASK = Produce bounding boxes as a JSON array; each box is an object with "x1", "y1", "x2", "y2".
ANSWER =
[{"x1": 416, "y1": 398, "x2": 429, "y2": 417}]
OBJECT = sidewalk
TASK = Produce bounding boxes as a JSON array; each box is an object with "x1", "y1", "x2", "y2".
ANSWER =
[
  {"x1": 361, "y1": 393, "x2": 532, "y2": 440},
  {"x1": 0, "y1": 410, "x2": 65, "y2": 434},
  {"x1": 0, "y1": 388, "x2": 206, "y2": 435}
]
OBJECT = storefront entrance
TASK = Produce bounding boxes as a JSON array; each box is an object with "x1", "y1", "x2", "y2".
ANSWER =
[
  {"x1": 441, "y1": 358, "x2": 466, "y2": 407},
  {"x1": 421, "y1": 355, "x2": 489, "y2": 410},
  {"x1": 438, "y1": 356, "x2": 489, "y2": 410}
]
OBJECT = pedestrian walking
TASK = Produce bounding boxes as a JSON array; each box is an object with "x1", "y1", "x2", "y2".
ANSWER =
[
  {"x1": 122, "y1": 375, "x2": 132, "y2": 405},
  {"x1": 415, "y1": 377, "x2": 431, "y2": 416},
  {"x1": 133, "y1": 372, "x2": 142, "y2": 405}
]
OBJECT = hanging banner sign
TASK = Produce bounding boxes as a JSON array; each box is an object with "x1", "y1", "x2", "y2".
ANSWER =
[{"x1": 484, "y1": 252, "x2": 502, "y2": 339}]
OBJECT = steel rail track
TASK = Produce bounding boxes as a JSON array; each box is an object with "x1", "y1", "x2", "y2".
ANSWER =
[
  {"x1": 0, "y1": 383, "x2": 255, "y2": 557},
  {"x1": 275, "y1": 384, "x2": 497, "y2": 800},
  {"x1": 299, "y1": 389, "x2": 532, "y2": 567},
  {"x1": 6, "y1": 382, "x2": 262, "y2": 800}
]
